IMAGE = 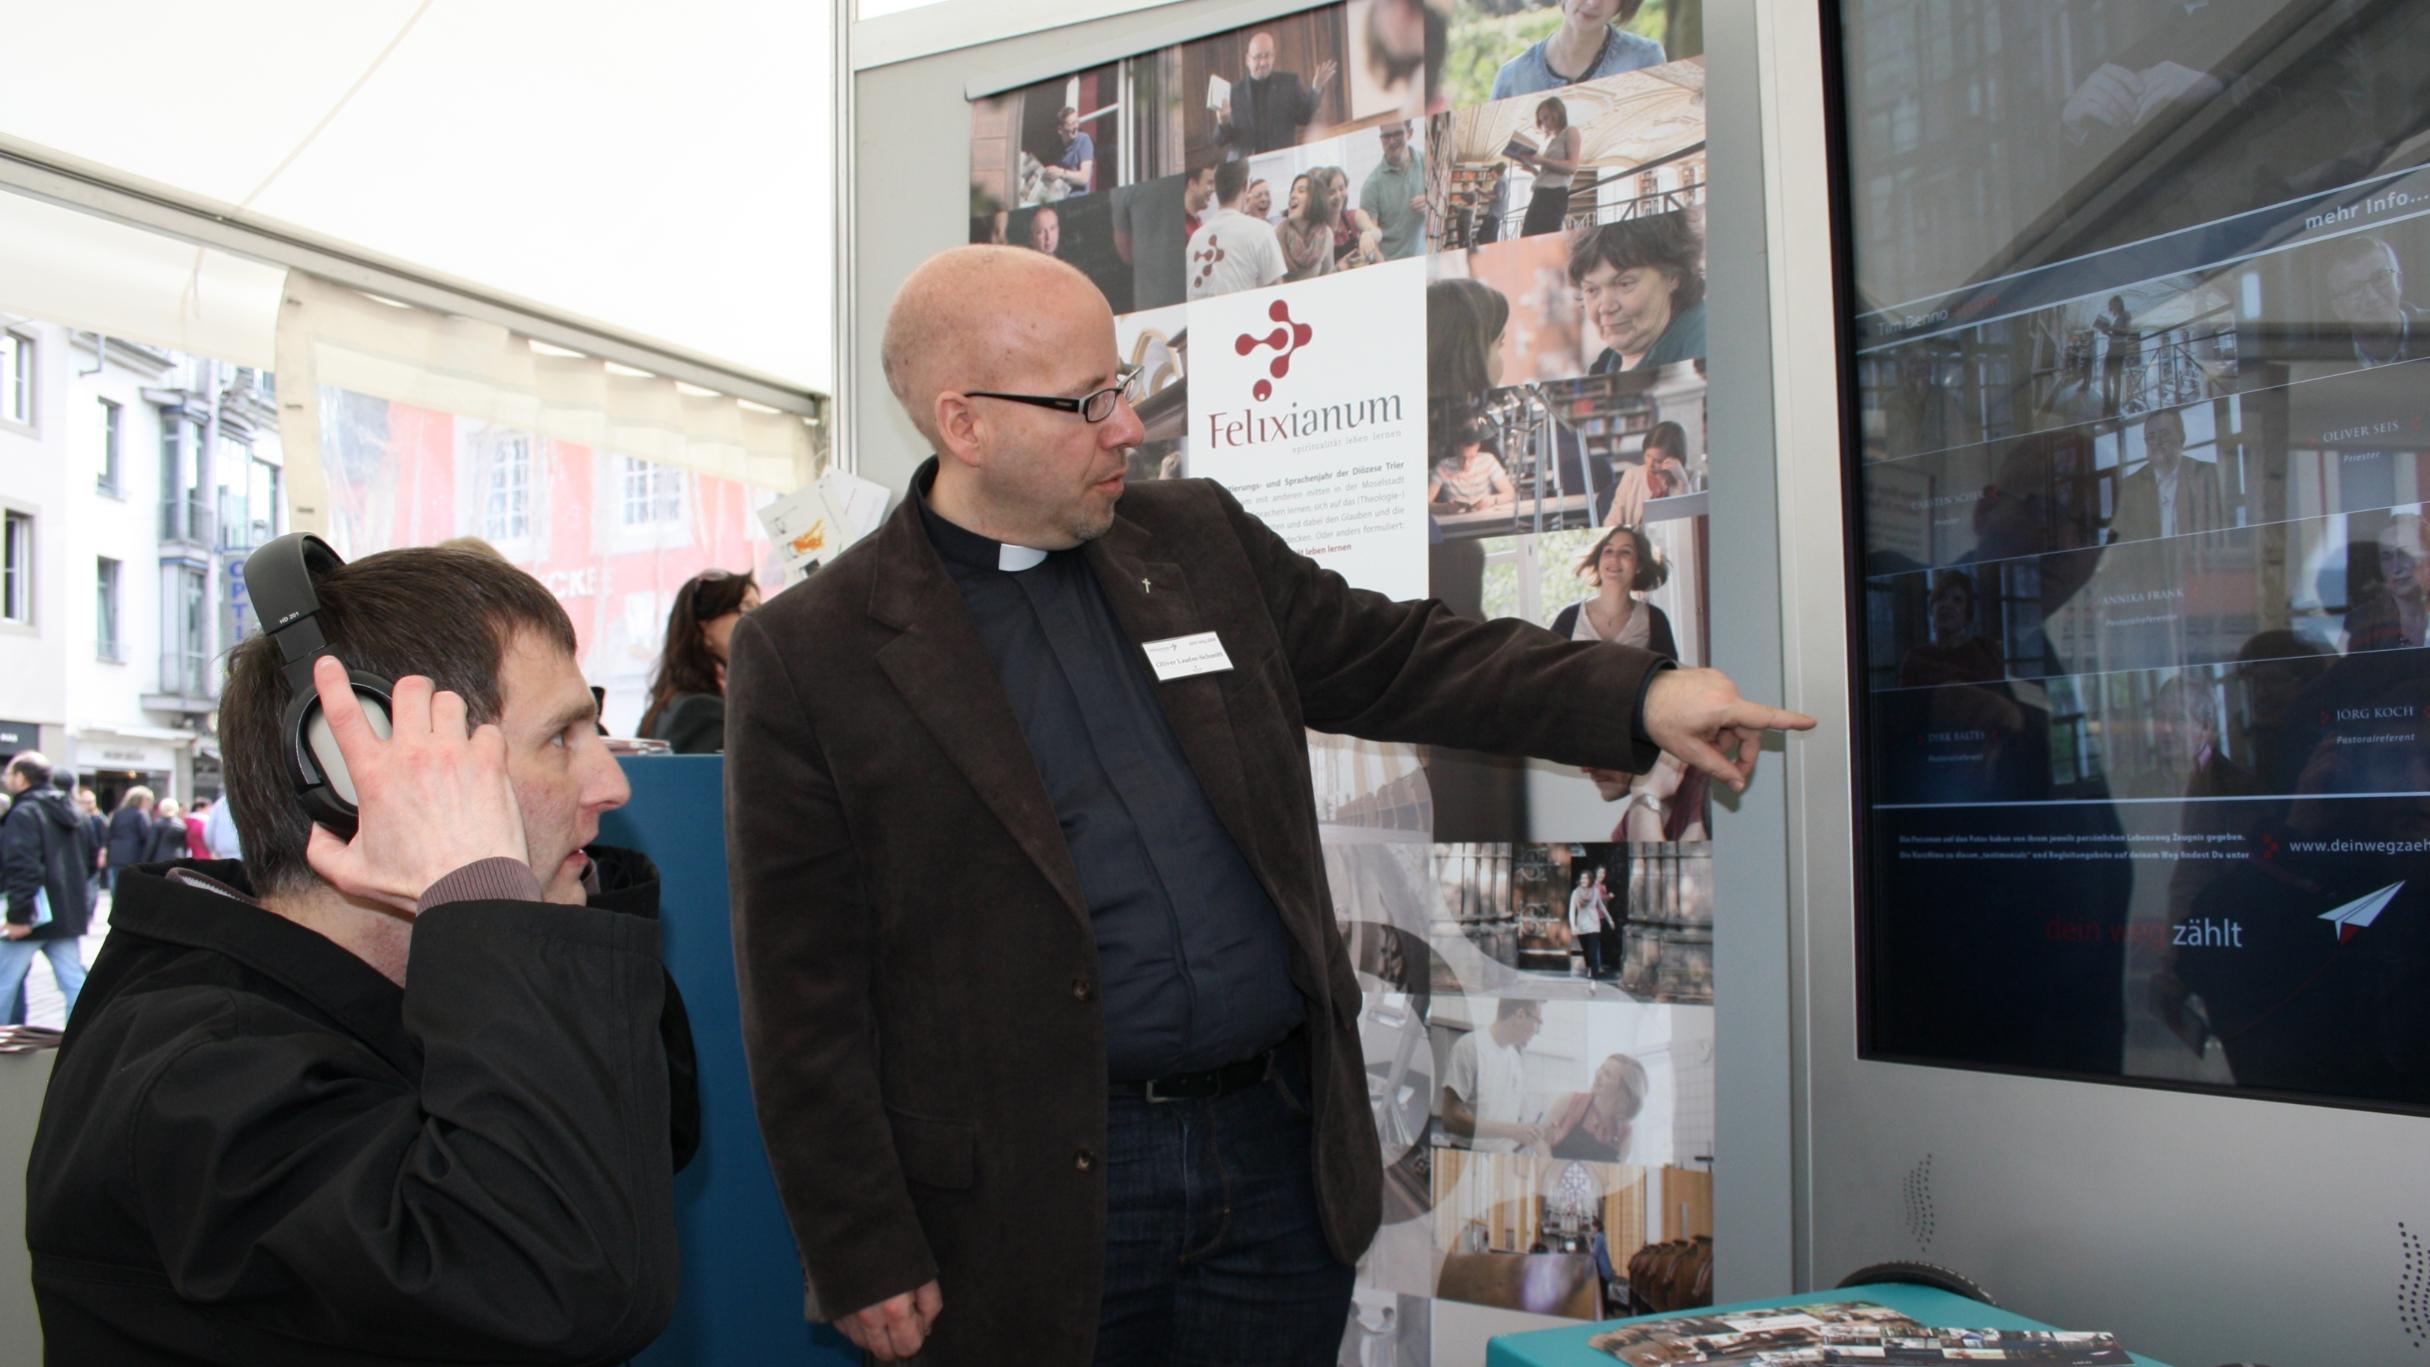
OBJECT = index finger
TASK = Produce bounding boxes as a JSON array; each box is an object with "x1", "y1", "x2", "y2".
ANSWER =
[
  {"x1": 1726, "y1": 699, "x2": 1818, "y2": 733},
  {"x1": 310, "y1": 656, "x2": 385, "y2": 770}
]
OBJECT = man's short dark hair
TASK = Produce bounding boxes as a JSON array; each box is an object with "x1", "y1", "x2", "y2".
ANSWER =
[
  {"x1": 7, "y1": 753, "x2": 52, "y2": 790},
  {"x1": 50, "y1": 767, "x2": 76, "y2": 795},
  {"x1": 1495, "y1": 998, "x2": 1541, "y2": 1022},
  {"x1": 220, "y1": 546, "x2": 577, "y2": 898},
  {"x1": 1567, "y1": 212, "x2": 1708, "y2": 315},
  {"x1": 1214, "y1": 159, "x2": 1251, "y2": 206}
]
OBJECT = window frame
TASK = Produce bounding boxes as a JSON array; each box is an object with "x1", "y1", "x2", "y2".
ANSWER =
[{"x1": 95, "y1": 555, "x2": 122, "y2": 662}]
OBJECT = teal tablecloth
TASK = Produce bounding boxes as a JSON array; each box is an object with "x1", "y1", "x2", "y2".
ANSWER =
[{"x1": 1485, "y1": 1284, "x2": 2176, "y2": 1367}]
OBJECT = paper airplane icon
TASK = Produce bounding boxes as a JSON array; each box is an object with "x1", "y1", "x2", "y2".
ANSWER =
[{"x1": 2320, "y1": 882, "x2": 2404, "y2": 944}]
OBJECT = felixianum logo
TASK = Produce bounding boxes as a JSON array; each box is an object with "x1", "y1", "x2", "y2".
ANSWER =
[
  {"x1": 1234, "y1": 299, "x2": 1314, "y2": 402},
  {"x1": 2320, "y1": 881, "x2": 2403, "y2": 943}
]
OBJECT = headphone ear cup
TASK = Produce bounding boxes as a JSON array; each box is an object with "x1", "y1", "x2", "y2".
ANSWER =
[{"x1": 287, "y1": 671, "x2": 397, "y2": 839}]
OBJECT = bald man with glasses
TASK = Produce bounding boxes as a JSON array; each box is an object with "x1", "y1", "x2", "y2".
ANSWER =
[{"x1": 723, "y1": 244, "x2": 1813, "y2": 1365}]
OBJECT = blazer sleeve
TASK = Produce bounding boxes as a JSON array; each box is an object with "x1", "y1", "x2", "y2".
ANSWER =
[
  {"x1": 1212, "y1": 481, "x2": 1665, "y2": 773},
  {"x1": 722, "y1": 612, "x2": 939, "y2": 1321},
  {"x1": 126, "y1": 900, "x2": 679, "y2": 1362}
]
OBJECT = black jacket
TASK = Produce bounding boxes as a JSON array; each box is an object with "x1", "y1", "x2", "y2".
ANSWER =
[
  {"x1": 25, "y1": 849, "x2": 695, "y2": 1366},
  {"x1": 104, "y1": 804, "x2": 152, "y2": 872},
  {"x1": 644, "y1": 691, "x2": 726, "y2": 754},
  {"x1": 145, "y1": 814, "x2": 191, "y2": 863},
  {"x1": 3, "y1": 787, "x2": 92, "y2": 941}
]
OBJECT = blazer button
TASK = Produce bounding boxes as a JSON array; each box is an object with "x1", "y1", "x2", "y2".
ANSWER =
[
  {"x1": 1075, "y1": 1148, "x2": 1097, "y2": 1173},
  {"x1": 1071, "y1": 976, "x2": 1095, "y2": 1002}
]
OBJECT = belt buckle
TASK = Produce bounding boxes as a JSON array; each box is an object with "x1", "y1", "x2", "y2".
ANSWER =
[{"x1": 1142, "y1": 1077, "x2": 1176, "y2": 1104}]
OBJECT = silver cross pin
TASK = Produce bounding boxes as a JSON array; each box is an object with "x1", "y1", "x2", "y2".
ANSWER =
[{"x1": 1141, "y1": 577, "x2": 1152, "y2": 595}]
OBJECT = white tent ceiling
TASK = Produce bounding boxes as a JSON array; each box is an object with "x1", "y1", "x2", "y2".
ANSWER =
[{"x1": 0, "y1": 0, "x2": 833, "y2": 395}]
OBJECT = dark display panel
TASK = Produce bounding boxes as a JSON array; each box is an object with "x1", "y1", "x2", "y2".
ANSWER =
[{"x1": 1829, "y1": 0, "x2": 2430, "y2": 1110}]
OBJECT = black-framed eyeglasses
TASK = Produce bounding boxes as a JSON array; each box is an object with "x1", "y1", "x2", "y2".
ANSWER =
[{"x1": 966, "y1": 364, "x2": 1144, "y2": 425}]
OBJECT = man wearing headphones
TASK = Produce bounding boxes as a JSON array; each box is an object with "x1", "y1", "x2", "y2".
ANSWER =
[{"x1": 23, "y1": 539, "x2": 694, "y2": 1366}]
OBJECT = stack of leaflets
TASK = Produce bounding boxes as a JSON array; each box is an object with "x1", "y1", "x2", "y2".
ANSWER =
[{"x1": 1587, "y1": 1301, "x2": 2132, "y2": 1365}]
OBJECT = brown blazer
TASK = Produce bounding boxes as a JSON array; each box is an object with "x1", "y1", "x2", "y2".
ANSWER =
[
  {"x1": 2110, "y1": 458, "x2": 2227, "y2": 544},
  {"x1": 723, "y1": 471, "x2": 1663, "y2": 1364}
]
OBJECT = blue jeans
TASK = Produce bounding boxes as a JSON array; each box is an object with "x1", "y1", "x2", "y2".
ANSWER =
[
  {"x1": 1094, "y1": 1043, "x2": 1354, "y2": 1366},
  {"x1": 0, "y1": 935, "x2": 86, "y2": 1021}
]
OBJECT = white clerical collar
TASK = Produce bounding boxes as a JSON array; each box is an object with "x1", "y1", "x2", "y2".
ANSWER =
[{"x1": 999, "y1": 544, "x2": 1049, "y2": 571}]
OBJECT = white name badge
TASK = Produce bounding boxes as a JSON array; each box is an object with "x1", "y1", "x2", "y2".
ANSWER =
[{"x1": 1142, "y1": 631, "x2": 1234, "y2": 682}]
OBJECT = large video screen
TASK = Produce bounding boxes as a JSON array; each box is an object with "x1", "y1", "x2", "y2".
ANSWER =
[{"x1": 1829, "y1": 0, "x2": 2430, "y2": 1111}]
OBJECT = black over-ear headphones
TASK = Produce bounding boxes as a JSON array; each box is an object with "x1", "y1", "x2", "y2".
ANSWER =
[{"x1": 244, "y1": 533, "x2": 397, "y2": 839}]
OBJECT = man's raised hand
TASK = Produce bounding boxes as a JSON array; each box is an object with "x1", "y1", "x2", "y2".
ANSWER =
[{"x1": 300, "y1": 657, "x2": 528, "y2": 914}]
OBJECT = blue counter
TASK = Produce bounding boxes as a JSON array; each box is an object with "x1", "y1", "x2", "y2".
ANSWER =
[{"x1": 605, "y1": 755, "x2": 858, "y2": 1367}]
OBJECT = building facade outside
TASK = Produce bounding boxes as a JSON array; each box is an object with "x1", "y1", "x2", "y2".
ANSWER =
[{"x1": 0, "y1": 316, "x2": 282, "y2": 809}]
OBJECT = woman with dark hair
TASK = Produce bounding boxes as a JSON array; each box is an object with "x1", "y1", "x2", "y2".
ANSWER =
[
  {"x1": 1278, "y1": 172, "x2": 1338, "y2": 282},
  {"x1": 1428, "y1": 415, "x2": 1517, "y2": 515},
  {"x1": 1322, "y1": 166, "x2": 1383, "y2": 269},
  {"x1": 1490, "y1": 0, "x2": 1665, "y2": 100},
  {"x1": 1510, "y1": 97, "x2": 1584, "y2": 237},
  {"x1": 1549, "y1": 525, "x2": 1677, "y2": 657},
  {"x1": 103, "y1": 785, "x2": 154, "y2": 888},
  {"x1": 639, "y1": 568, "x2": 761, "y2": 753},
  {"x1": 1569, "y1": 213, "x2": 1707, "y2": 373},
  {"x1": 1606, "y1": 418, "x2": 1692, "y2": 527},
  {"x1": 1426, "y1": 277, "x2": 1510, "y2": 400}
]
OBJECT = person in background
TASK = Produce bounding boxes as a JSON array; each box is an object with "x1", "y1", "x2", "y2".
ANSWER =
[
  {"x1": 1606, "y1": 419, "x2": 1692, "y2": 527},
  {"x1": 183, "y1": 798, "x2": 212, "y2": 859},
  {"x1": 1026, "y1": 204, "x2": 1062, "y2": 259},
  {"x1": 1490, "y1": 0, "x2": 1666, "y2": 101},
  {"x1": 1440, "y1": 999, "x2": 1546, "y2": 1152},
  {"x1": 2096, "y1": 294, "x2": 2135, "y2": 415},
  {"x1": 1478, "y1": 161, "x2": 1509, "y2": 244},
  {"x1": 73, "y1": 785, "x2": 106, "y2": 909},
  {"x1": 1358, "y1": 120, "x2": 1429, "y2": 260},
  {"x1": 1363, "y1": 0, "x2": 1446, "y2": 115},
  {"x1": 1566, "y1": 870, "x2": 1608, "y2": 979},
  {"x1": 1550, "y1": 525, "x2": 1678, "y2": 657},
  {"x1": 1278, "y1": 171, "x2": 1340, "y2": 282},
  {"x1": 1244, "y1": 177, "x2": 1274, "y2": 223},
  {"x1": 1112, "y1": 164, "x2": 1214, "y2": 312},
  {"x1": 1897, "y1": 568, "x2": 2003, "y2": 687},
  {"x1": 1214, "y1": 31, "x2": 1337, "y2": 158},
  {"x1": 2110, "y1": 406, "x2": 2224, "y2": 543},
  {"x1": 1573, "y1": 213, "x2": 1707, "y2": 374},
  {"x1": 1042, "y1": 105, "x2": 1096, "y2": 198},
  {"x1": 639, "y1": 568, "x2": 761, "y2": 754},
  {"x1": 1183, "y1": 159, "x2": 1288, "y2": 299},
  {"x1": 147, "y1": 797, "x2": 192, "y2": 864},
  {"x1": 1, "y1": 752, "x2": 92, "y2": 1019},
  {"x1": 104, "y1": 785, "x2": 154, "y2": 889},
  {"x1": 202, "y1": 784, "x2": 243, "y2": 859},
  {"x1": 1428, "y1": 414, "x2": 1518, "y2": 515},
  {"x1": 1510, "y1": 97, "x2": 1583, "y2": 237},
  {"x1": 1426, "y1": 276, "x2": 1510, "y2": 401},
  {"x1": 1322, "y1": 165, "x2": 1384, "y2": 268},
  {"x1": 2322, "y1": 233, "x2": 2425, "y2": 369},
  {"x1": 1540, "y1": 1052, "x2": 1648, "y2": 1161}
]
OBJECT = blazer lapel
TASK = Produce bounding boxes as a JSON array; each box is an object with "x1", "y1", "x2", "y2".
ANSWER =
[{"x1": 865, "y1": 500, "x2": 1089, "y2": 927}]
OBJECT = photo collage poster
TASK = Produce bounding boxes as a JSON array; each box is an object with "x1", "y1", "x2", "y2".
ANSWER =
[{"x1": 968, "y1": 1, "x2": 1713, "y2": 1356}]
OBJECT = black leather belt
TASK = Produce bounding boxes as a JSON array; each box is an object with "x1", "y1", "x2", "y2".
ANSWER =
[{"x1": 1110, "y1": 1047, "x2": 1276, "y2": 1103}]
